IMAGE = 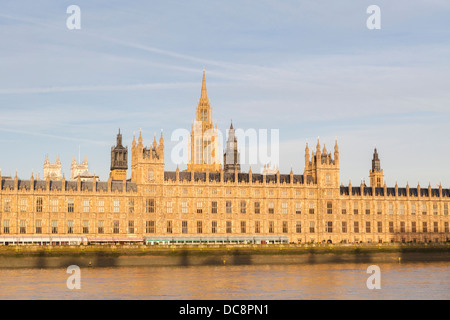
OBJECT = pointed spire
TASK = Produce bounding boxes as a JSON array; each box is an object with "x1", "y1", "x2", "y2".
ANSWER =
[
  {"x1": 138, "y1": 128, "x2": 143, "y2": 145},
  {"x1": 200, "y1": 68, "x2": 208, "y2": 101},
  {"x1": 159, "y1": 129, "x2": 164, "y2": 145}
]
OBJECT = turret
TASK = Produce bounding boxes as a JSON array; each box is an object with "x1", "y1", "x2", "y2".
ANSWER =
[
  {"x1": 369, "y1": 148, "x2": 383, "y2": 188},
  {"x1": 110, "y1": 129, "x2": 128, "y2": 181}
]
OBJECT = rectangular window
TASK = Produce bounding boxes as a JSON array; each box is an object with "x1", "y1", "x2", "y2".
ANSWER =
[
  {"x1": 377, "y1": 202, "x2": 382, "y2": 215},
  {"x1": 167, "y1": 220, "x2": 173, "y2": 234},
  {"x1": 354, "y1": 221, "x2": 359, "y2": 233},
  {"x1": 226, "y1": 201, "x2": 232, "y2": 214},
  {"x1": 295, "y1": 202, "x2": 302, "y2": 214},
  {"x1": 296, "y1": 221, "x2": 301, "y2": 233},
  {"x1": 211, "y1": 221, "x2": 217, "y2": 234},
  {"x1": 327, "y1": 202, "x2": 333, "y2": 214},
  {"x1": 389, "y1": 221, "x2": 394, "y2": 233},
  {"x1": 365, "y1": 202, "x2": 370, "y2": 215},
  {"x1": 434, "y1": 222, "x2": 438, "y2": 233},
  {"x1": 211, "y1": 201, "x2": 218, "y2": 214},
  {"x1": 326, "y1": 221, "x2": 333, "y2": 233},
  {"x1": 240, "y1": 201, "x2": 246, "y2": 214},
  {"x1": 240, "y1": 221, "x2": 246, "y2": 233},
  {"x1": 128, "y1": 199, "x2": 134, "y2": 214},
  {"x1": 444, "y1": 204, "x2": 448, "y2": 215},
  {"x1": 255, "y1": 221, "x2": 261, "y2": 233},
  {"x1": 4, "y1": 199, "x2": 11, "y2": 213},
  {"x1": 411, "y1": 203, "x2": 416, "y2": 215},
  {"x1": 52, "y1": 199, "x2": 59, "y2": 213},
  {"x1": 433, "y1": 204, "x2": 438, "y2": 216},
  {"x1": 98, "y1": 221, "x2": 104, "y2": 234},
  {"x1": 377, "y1": 221, "x2": 382, "y2": 233},
  {"x1": 342, "y1": 221, "x2": 347, "y2": 233},
  {"x1": 146, "y1": 199, "x2": 155, "y2": 213},
  {"x1": 282, "y1": 202, "x2": 288, "y2": 214},
  {"x1": 67, "y1": 220, "x2": 74, "y2": 234},
  {"x1": 113, "y1": 221, "x2": 120, "y2": 234},
  {"x1": 20, "y1": 220, "x2": 26, "y2": 234},
  {"x1": 83, "y1": 199, "x2": 89, "y2": 213},
  {"x1": 400, "y1": 203, "x2": 405, "y2": 215},
  {"x1": 309, "y1": 202, "x2": 315, "y2": 214},
  {"x1": 388, "y1": 203, "x2": 393, "y2": 215},
  {"x1": 366, "y1": 221, "x2": 371, "y2": 233},
  {"x1": 196, "y1": 201, "x2": 203, "y2": 214},
  {"x1": 36, "y1": 198, "x2": 43, "y2": 213},
  {"x1": 98, "y1": 199, "x2": 105, "y2": 213},
  {"x1": 226, "y1": 221, "x2": 232, "y2": 234},
  {"x1": 353, "y1": 202, "x2": 359, "y2": 215},
  {"x1": 68, "y1": 200, "x2": 74, "y2": 213},
  {"x1": 341, "y1": 201, "x2": 347, "y2": 215},
  {"x1": 268, "y1": 202, "x2": 274, "y2": 214},
  {"x1": 182, "y1": 201, "x2": 188, "y2": 214},
  {"x1": 423, "y1": 222, "x2": 427, "y2": 233},
  {"x1": 51, "y1": 220, "x2": 58, "y2": 234},
  {"x1": 309, "y1": 221, "x2": 315, "y2": 233},
  {"x1": 282, "y1": 221, "x2": 288, "y2": 233},
  {"x1": 20, "y1": 198, "x2": 27, "y2": 212},
  {"x1": 269, "y1": 221, "x2": 274, "y2": 233},
  {"x1": 445, "y1": 222, "x2": 449, "y2": 233},
  {"x1": 166, "y1": 201, "x2": 173, "y2": 214},
  {"x1": 113, "y1": 199, "x2": 120, "y2": 213},
  {"x1": 412, "y1": 221, "x2": 416, "y2": 233},
  {"x1": 254, "y1": 202, "x2": 260, "y2": 214},
  {"x1": 82, "y1": 220, "x2": 89, "y2": 233},
  {"x1": 36, "y1": 220, "x2": 42, "y2": 234},
  {"x1": 146, "y1": 221, "x2": 155, "y2": 234},
  {"x1": 197, "y1": 221, "x2": 203, "y2": 233},
  {"x1": 128, "y1": 220, "x2": 135, "y2": 233},
  {"x1": 422, "y1": 204, "x2": 427, "y2": 215},
  {"x1": 400, "y1": 221, "x2": 405, "y2": 233},
  {"x1": 182, "y1": 221, "x2": 188, "y2": 234},
  {"x1": 3, "y1": 220, "x2": 10, "y2": 234}
]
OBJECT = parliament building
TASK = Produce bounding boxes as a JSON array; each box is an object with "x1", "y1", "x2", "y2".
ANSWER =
[{"x1": 0, "y1": 71, "x2": 449, "y2": 245}]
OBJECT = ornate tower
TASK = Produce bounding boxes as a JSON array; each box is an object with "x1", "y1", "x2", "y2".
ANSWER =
[
  {"x1": 131, "y1": 130, "x2": 164, "y2": 185},
  {"x1": 71, "y1": 156, "x2": 89, "y2": 180},
  {"x1": 187, "y1": 69, "x2": 221, "y2": 172},
  {"x1": 43, "y1": 154, "x2": 61, "y2": 180},
  {"x1": 110, "y1": 129, "x2": 128, "y2": 181},
  {"x1": 370, "y1": 148, "x2": 383, "y2": 187},
  {"x1": 303, "y1": 139, "x2": 340, "y2": 187},
  {"x1": 223, "y1": 121, "x2": 241, "y2": 173}
]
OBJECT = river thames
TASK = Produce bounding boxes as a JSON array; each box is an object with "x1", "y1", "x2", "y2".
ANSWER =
[{"x1": 0, "y1": 261, "x2": 448, "y2": 299}]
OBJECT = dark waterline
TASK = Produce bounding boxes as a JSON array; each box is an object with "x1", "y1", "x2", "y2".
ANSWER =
[{"x1": 0, "y1": 261, "x2": 448, "y2": 299}]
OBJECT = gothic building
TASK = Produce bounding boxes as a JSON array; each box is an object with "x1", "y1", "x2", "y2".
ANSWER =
[{"x1": 0, "y1": 70, "x2": 449, "y2": 245}]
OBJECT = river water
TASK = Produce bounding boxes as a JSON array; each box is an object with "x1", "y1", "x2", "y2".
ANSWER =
[{"x1": 0, "y1": 261, "x2": 448, "y2": 299}]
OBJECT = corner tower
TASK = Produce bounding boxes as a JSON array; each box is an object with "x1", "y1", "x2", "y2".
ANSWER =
[{"x1": 369, "y1": 148, "x2": 383, "y2": 187}]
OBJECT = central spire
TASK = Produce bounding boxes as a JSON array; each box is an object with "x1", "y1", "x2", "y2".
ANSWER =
[{"x1": 201, "y1": 68, "x2": 207, "y2": 98}]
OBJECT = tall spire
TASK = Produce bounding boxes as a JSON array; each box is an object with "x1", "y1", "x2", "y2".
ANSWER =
[{"x1": 200, "y1": 68, "x2": 208, "y2": 102}]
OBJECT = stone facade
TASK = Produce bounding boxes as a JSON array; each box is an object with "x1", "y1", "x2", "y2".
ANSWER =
[{"x1": 0, "y1": 71, "x2": 449, "y2": 244}]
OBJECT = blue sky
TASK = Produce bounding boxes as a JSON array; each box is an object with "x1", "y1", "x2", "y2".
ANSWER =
[{"x1": 0, "y1": 0, "x2": 449, "y2": 186}]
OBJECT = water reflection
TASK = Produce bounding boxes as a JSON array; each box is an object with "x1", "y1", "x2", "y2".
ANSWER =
[{"x1": 0, "y1": 262, "x2": 448, "y2": 300}]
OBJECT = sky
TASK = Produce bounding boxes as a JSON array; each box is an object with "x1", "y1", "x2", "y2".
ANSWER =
[{"x1": 0, "y1": 0, "x2": 449, "y2": 187}]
